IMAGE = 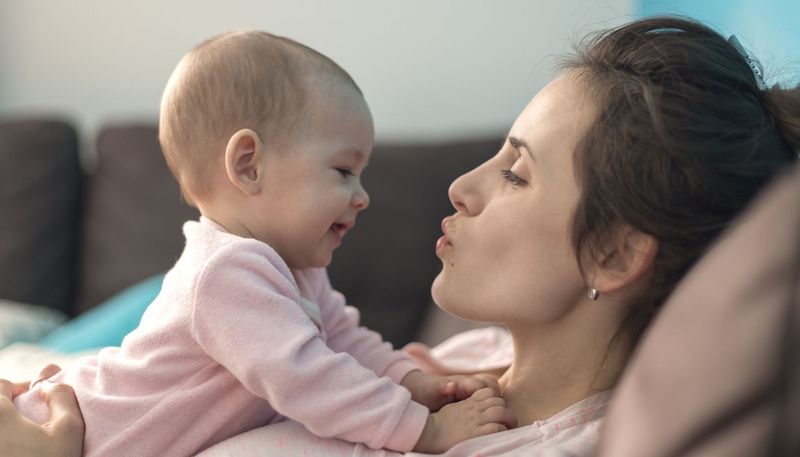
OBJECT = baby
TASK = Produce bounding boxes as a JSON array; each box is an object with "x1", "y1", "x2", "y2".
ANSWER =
[{"x1": 14, "y1": 31, "x2": 515, "y2": 456}]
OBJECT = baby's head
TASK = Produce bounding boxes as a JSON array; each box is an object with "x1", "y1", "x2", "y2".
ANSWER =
[{"x1": 159, "y1": 30, "x2": 373, "y2": 269}]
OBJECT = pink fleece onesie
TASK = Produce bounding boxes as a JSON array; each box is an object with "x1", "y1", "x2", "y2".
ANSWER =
[{"x1": 14, "y1": 217, "x2": 428, "y2": 456}]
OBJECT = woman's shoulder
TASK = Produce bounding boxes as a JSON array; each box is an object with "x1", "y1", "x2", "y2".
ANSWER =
[{"x1": 405, "y1": 326, "x2": 514, "y2": 375}]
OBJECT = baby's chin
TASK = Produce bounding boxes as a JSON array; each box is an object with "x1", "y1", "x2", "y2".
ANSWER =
[{"x1": 285, "y1": 252, "x2": 333, "y2": 270}]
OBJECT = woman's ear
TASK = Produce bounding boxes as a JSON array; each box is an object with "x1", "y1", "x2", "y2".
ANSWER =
[
  {"x1": 592, "y1": 225, "x2": 658, "y2": 294},
  {"x1": 224, "y1": 129, "x2": 264, "y2": 195}
]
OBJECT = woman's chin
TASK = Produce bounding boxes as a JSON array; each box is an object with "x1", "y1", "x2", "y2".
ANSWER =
[
  {"x1": 430, "y1": 272, "x2": 447, "y2": 307},
  {"x1": 431, "y1": 275, "x2": 475, "y2": 321}
]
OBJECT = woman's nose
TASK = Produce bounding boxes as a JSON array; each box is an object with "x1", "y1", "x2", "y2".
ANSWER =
[{"x1": 448, "y1": 165, "x2": 484, "y2": 216}]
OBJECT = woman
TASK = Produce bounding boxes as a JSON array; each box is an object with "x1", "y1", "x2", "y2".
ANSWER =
[{"x1": 4, "y1": 16, "x2": 799, "y2": 456}]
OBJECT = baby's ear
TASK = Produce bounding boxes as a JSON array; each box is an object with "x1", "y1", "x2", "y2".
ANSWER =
[{"x1": 224, "y1": 129, "x2": 264, "y2": 195}]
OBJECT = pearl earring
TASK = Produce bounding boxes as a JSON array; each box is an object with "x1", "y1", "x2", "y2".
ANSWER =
[{"x1": 587, "y1": 288, "x2": 599, "y2": 301}]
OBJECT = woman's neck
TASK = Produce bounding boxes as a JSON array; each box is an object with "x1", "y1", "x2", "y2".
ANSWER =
[{"x1": 498, "y1": 306, "x2": 630, "y2": 426}]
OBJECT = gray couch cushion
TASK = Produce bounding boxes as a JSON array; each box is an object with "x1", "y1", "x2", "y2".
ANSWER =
[
  {"x1": 77, "y1": 124, "x2": 198, "y2": 313},
  {"x1": 0, "y1": 119, "x2": 81, "y2": 314}
]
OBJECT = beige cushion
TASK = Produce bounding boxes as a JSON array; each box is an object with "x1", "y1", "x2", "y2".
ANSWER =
[{"x1": 598, "y1": 164, "x2": 800, "y2": 457}]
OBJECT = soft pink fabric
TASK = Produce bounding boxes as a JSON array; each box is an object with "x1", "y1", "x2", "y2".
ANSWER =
[
  {"x1": 14, "y1": 217, "x2": 427, "y2": 456},
  {"x1": 200, "y1": 327, "x2": 612, "y2": 457}
]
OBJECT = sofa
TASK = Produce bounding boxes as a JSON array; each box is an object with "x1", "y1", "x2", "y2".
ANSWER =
[{"x1": 0, "y1": 117, "x2": 498, "y2": 348}]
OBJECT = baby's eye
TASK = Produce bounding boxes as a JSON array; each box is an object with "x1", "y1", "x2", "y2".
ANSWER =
[
  {"x1": 501, "y1": 169, "x2": 527, "y2": 186},
  {"x1": 335, "y1": 168, "x2": 353, "y2": 178}
]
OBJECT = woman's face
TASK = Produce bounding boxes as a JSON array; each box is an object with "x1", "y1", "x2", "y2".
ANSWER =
[{"x1": 432, "y1": 74, "x2": 598, "y2": 325}]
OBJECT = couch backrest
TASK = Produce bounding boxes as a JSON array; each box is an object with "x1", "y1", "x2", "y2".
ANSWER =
[
  {"x1": 76, "y1": 125, "x2": 198, "y2": 314},
  {"x1": 0, "y1": 118, "x2": 500, "y2": 345},
  {"x1": 0, "y1": 119, "x2": 82, "y2": 315}
]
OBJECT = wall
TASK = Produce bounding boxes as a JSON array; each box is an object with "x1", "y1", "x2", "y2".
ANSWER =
[
  {"x1": 640, "y1": 0, "x2": 800, "y2": 87},
  {"x1": 0, "y1": 0, "x2": 634, "y2": 153}
]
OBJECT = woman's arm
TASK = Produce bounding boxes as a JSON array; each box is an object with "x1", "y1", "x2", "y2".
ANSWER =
[{"x1": 0, "y1": 367, "x2": 85, "y2": 457}]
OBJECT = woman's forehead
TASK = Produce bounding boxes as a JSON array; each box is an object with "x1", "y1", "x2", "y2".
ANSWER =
[{"x1": 510, "y1": 75, "x2": 596, "y2": 157}]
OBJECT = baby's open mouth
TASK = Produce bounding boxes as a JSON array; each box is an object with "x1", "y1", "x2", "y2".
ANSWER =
[{"x1": 330, "y1": 222, "x2": 350, "y2": 239}]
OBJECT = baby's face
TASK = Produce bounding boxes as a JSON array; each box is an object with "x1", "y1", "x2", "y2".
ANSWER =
[{"x1": 247, "y1": 85, "x2": 374, "y2": 269}]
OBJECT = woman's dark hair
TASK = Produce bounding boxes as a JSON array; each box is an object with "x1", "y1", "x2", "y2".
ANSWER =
[{"x1": 562, "y1": 17, "x2": 799, "y2": 354}]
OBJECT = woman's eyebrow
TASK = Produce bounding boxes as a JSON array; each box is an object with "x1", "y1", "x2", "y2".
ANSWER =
[{"x1": 508, "y1": 136, "x2": 535, "y2": 161}]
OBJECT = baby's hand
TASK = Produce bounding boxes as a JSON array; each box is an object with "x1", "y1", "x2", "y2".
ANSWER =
[
  {"x1": 413, "y1": 387, "x2": 517, "y2": 453},
  {"x1": 441, "y1": 373, "x2": 501, "y2": 402},
  {"x1": 401, "y1": 370, "x2": 500, "y2": 411}
]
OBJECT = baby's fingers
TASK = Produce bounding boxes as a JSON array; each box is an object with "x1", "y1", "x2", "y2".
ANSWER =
[
  {"x1": 481, "y1": 404, "x2": 518, "y2": 429},
  {"x1": 470, "y1": 386, "x2": 501, "y2": 401},
  {"x1": 453, "y1": 376, "x2": 490, "y2": 399},
  {"x1": 438, "y1": 378, "x2": 457, "y2": 397},
  {"x1": 477, "y1": 422, "x2": 509, "y2": 435},
  {"x1": 474, "y1": 373, "x2": 501, "y2": 392}
]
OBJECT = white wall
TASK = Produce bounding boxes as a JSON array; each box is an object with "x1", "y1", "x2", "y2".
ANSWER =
[{"x1": 0, "y1": 0, "x2": 634, "y2": 151}]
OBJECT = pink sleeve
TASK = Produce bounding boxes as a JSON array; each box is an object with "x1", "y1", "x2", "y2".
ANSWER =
[
  {"x1": 196, "y1": 420, "x2": 402, "y2": 457},
  {"x1": 190, "y1": 244, "x2": 428, "y2": 452},
  {"x1": 299, "y1": 268, "x2": 419, "y2": 384}
]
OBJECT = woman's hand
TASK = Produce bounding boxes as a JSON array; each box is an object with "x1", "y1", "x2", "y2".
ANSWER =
[
  {"x1": 401, "y1": 369, "x2": 501, "y2": 412},
  {"x1": 0, "y1": 365, "x2": 84, "y2": 457}
]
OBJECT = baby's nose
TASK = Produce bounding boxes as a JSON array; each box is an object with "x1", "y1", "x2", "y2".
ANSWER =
[{"x1": 353, "y1": 183, "x2": 369, "y2": 210}]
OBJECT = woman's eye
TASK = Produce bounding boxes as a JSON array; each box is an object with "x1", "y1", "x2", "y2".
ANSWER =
[{"x1": 501, "y1": 169, "x2": 527, "y2": 186}]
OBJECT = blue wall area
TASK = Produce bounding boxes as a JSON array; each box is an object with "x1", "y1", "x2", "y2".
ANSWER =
[{"x1": 639, "y1": 0, "x2": 800, "y2": 86}]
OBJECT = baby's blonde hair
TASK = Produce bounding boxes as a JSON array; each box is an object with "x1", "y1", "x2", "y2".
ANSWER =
[{"x1": 159, "y1": 30, "x2": 361, "y2": 202}]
